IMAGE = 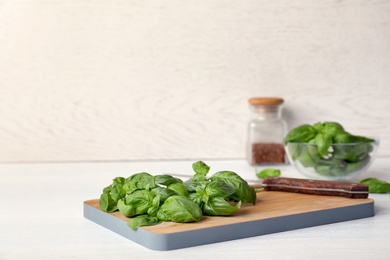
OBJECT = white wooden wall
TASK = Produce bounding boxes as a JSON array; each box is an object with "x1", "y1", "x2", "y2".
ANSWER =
[{"x1": 1, "y1": 0, "x2": 389, "y2": 163}]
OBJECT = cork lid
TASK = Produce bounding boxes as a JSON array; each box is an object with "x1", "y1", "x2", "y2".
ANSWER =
[{"x1": 248, "y1": 97, "x2": 284, "y2": 106}]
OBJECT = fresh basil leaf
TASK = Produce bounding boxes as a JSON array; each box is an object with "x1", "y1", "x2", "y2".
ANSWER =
[
  {"x1": 189, "y1": 192, "x2": 203, "y2": 206},
  {"x1": 350, "y1": 135, "x2": 375, "y2": 143},
  {"x1": 321, "y1": 122, "x2": 345, "y2": 138},
  {"x1": 117, "y1": 198, "x2": 136, "y2": 217},
  {"x1": 333, "y1": 132, "x2": 373, "y2": 144},
  {"x1": 99, "y1": 191, "x2": 118, "y2": 213},
  {"x1": 157, "y1": 195, "x2": 203, "y2": 222},
  {"x1": 330, "y1": 163, "x2": 347, "y2": 177},
  {"x1": 154, "y1": 174, "x2": 183, "y2": 186},
  {"x1": 359, "y1": 178, "x2": 390, "y2": 194},
  {"x1": 314, "y1": 164, "x2": 332, "y2": 176},
  {"x1": 110, "y1": 184, "x2": 126, "y2": 202},
  {"x1": 287, "y1": 142, "x2": 303, "y2": 160},
  {"x1": 313, "y1": 122, "x2": 324, "y2": 132},
  {"x1": 123, "y1": 172, "x2": 156, "y2": 194},
  {"x1": 332, "y1": 145, "x2": 360, "y2": 162},
  {"x1": 192, "y1": 161, "x2": 210, "y2": 176},
  {"x1": 205, "y1": 181, "x2": 235, "y2": 198},
  {"x1": 167, "y1": 182, "x2": 189, "y2": 196},
  {"x1": 147, "y1": 196, "x2": 161, "y2": 217},
  {"x1": 298, "y1": 142, "x2": 320, "y2": 167},
  {"x1": 284, "y1": 124, "x2": 317, "y2": 144},
  {"x1": 203, "y1": 197, "x2": 241, "y2": 216},
  {"x1": 118, "y1": 190, "x2": 156, "y2": 217},
  {"x1": 345, "y1": 155, "x2": 370, "y2": 173},
  {"x1": 314, "y1": 133, "x2": 332, "y2": 158},
  {"x1": 210, "y1": 171, "x2": 256, "y2": 205},
  {"x1": 151, "y1": 187, "x2": 177, "y2": 202},
  {"x1": 333, "y1": 132, "x2": 354, "y2": 143},
  {"x1": 99, "y1": 178, "x2": 127, "y2": 212},
  {"x1": 112, "y1": 177, "x2": 125, "y2": 185},
  {"x1": 128, "y1": 215, "x2": 161, "y2": 231},
  {"x1": 256, "y1": 168, "x2": 281, "y2": 179},
  {"x1": 183, "y1": 179, "x2": 200, "y2": 192}
]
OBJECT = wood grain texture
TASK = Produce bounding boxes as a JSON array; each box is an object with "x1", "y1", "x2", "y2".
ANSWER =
[{"x1": 0, "y1": 0, "x2": 389, "y2": 162}]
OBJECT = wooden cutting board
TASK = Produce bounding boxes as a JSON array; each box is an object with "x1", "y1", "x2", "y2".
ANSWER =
[{"x1": 83, "y1": 191, "x2": 374, "y2": 251}]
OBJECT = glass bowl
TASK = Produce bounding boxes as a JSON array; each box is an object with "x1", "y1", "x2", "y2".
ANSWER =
[{"x1": 285, "y1": 139, "x2": 379, "y2": 181}]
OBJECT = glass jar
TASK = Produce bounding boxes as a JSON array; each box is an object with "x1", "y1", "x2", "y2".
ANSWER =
[{"x1": 246, "y1": 97, "x2": 288, "y2": 165}]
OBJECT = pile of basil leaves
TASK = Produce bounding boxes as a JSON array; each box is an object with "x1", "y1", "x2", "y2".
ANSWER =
[
  {"x1": 285, "y1": 121, "x2": 376, "y2": 177},
  {"x1": 99, "y1": 161, "x2": 256, "y2": 230},
  {"x1": 284, "y1": 121, "x2": 390, "y2": 193}
]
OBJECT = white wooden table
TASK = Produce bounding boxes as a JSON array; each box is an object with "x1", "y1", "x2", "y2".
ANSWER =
[{"x1": 1, "y1": 158, "x2": 389, "y2": 259}]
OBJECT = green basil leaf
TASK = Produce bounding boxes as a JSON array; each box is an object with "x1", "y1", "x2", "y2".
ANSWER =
[
  {"x1": 186, "y1": 161, "x2": 210, "y2": 185},
  {"x1": 167, "y1": 182, "x2": 189, "y2": 197},
  {"x1": 256, "y1": 168, "x2": 281, "y2": 179},
  {"x1": 345, "y1": 155, "x2": 370, "y2": 173},
  {"x1": 329, "y1": 163, "x2": 347, "y2": 177},
  {"x1": 205, "y1": 181, "x2": 235, "y2": 198},
  {"x1": 287, "y1": 142, "x2": 303, "y2": 160},
  {"x1": 333, "y1": 132, "x2": 354, "y2": 143},
  {"x1": 314, "y1": 133, "x2": 332, "y2": 157},
  {"x1": 332, "y1": 145, "x2": 359, "y2": 162},
  {"x1": 284, "y1": 124, "x2": 317, "y2": 144},
  {"x1": 193, "y1": 183, "x2": 209, "y2": 203},
  {"x1": 147, "y1": 196, "x2": 161, "y2": 217},
  {"x1": 189, "y1": 192, "x2": 203, "y2": 206},
  {"x1": 119, "y1": 190, "x2": 156, "y2": 217},
  {"x1": 321, "y1": 122, "x2": 345, "y2": 137},
  {"x1": 123, "y1": 172, "x2": 156, "y2": 194},
  {"x1": 99, "y1": 192, "x2": 118, "y2": 213},
  {"x1": 183, "y1": 179, "x2": 199, "y2": 192},
  {"x1": 112, "y1": 177, "x2": 126, "y2": 186},
  {"x1": 99, "y1": 178, "x2": 127, "y2": 210},
  {"x1": 298, "y1": 143, "x2": 320, "y2": 167},
  {"x1": 333, "y1": 132, "x2": 373, "y2": 144},
  {"x1": 102, "y1": 185, "x2": 112, "y2": 194},
  {"x1": 210, "y1": 171, "x2": 256, "y2": 205},
  {"x1": 203, "y1": 197, "x2": 241, "y2": 216},
  {"x1": 127, "y1": 215, "x2": 161, "y2": 230},
  {"x1": 151, "y1": 187, "x2": 177, "y2": 202},
  {"x1": 154, "y1": 174, "x2": 183, "y2": 186},
  {"x1": 192, "y1": 161, "x2": 210, "y2": 175},
  {"x1": 157, "y1": 195, "x2": 203, "y2": 222},
  {"x1": 350, "y1": 135, "x2": 375, "y2": 143},
  {"x1": 313, "y1": 122, "x2": 324, "y2": 132},
  {"x1": 314, "y1": 164, "x2": 332, "y2": 176},
  {"x1": 359, "y1": 178, "x2": 390, "y2": 194},
  {"x1": 110, "y1": 184, "x2": 126, "y2": 202},
  {"x1": 117, "y1": 198, "x2": 136, "y2": 217},
  {"x1": 333, "y1": 142, "x2": 372, "y2": 163}
]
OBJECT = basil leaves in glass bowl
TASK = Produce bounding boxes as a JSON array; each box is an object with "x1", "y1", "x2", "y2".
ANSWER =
[{"x1": 284, "y1": 122, "x2": 379, "y2": 181}]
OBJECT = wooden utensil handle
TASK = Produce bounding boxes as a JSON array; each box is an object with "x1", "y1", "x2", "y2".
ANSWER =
[{"x1": 261, "y1": 177, "x2": 369, "y2": 199}]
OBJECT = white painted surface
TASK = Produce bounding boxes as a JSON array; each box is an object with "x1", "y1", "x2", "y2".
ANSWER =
[
  {"x1": 0, "y1": 158, "x2": 389, "y2": 259},
  {"x1": 0, "y1": 1, "x2": 389, "y2": 162}
]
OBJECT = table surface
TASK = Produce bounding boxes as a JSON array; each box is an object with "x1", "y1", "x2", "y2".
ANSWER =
[{"x1": 1, "y1": 158, "x2": 389, "y2": 260}]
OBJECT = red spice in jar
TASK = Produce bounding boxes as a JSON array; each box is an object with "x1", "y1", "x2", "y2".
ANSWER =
[{"x1": 251, "y1": 143, "x2": 285, "y2": 164}]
